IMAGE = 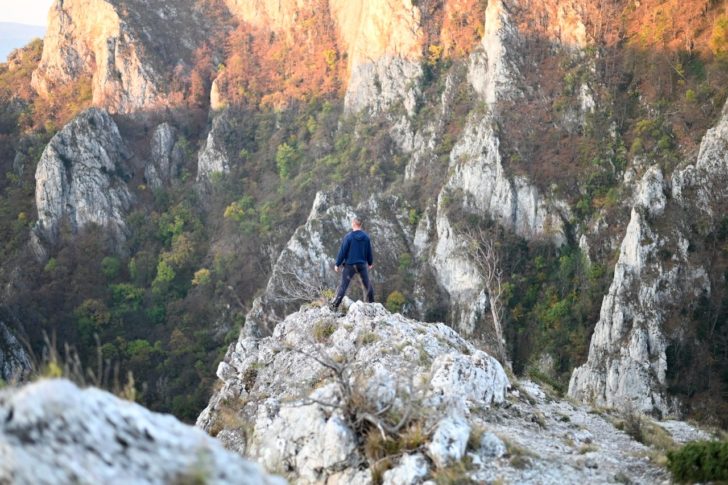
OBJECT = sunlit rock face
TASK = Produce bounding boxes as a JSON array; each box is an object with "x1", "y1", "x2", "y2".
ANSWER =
[{"x1": 32, "y1": 0, "x2": 219, "y2": 113}]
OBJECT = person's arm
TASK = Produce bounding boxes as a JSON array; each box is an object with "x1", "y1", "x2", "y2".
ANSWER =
[
  {"x1": 335, "y1": 234, "x2": 350, "y2": 268},
  {"x1": 366, "y1": 237, "x2": 373, "y2": 267}
]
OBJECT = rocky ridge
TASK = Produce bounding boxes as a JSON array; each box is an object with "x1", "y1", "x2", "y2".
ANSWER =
[
  {"x1": 198, "y1": 302, "x2": 510, "y2": 483},
  {"x1": 199, "y1": 302, "x2": 711, "y2": 484},
  {"x1": 0, "y1": 378, "x2": 284, "y2": 484}
]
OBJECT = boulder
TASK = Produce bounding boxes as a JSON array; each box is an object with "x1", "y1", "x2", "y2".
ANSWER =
[{"x1": 0, "y1": 379, "x2": 285, "y2": 485}]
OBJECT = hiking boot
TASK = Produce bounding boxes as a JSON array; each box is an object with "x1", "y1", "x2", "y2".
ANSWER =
[{"x1": 328, "y1": 296, "x2": 343, "y2": 313}]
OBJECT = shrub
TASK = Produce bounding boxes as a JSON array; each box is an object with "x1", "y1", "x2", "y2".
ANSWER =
[
  {"x1": 192, "y1": 268, "x2": 211, "y2": 286},
  {"x1": 110, "y1": 283, "x2": 145, "y2": 313},
  {"x1": 386, "y1": 291, "x2": 407, "y2": 313},
  {"x1": 356, "y1": 331, "x2": 380, "y2": 346},
  {"x1": 74, "y1": 299, "x2": 111, "y2": 338},
  {"x1": 711, "y1": 14, "x2": 728, "y2": 58},
  {"x1": 44, "y1": 257, "x2": 58, "y2": 273},
  {"x1": 101, "y1": 256, "x2": 122, "y2": 279},
  {"x1": 398, "y1": 253, "x2": 413, "y2": 272},
  {"x1": 408, "y1": 208, "x2": 420, "y2": 226},
  {"x1": 431, "y1": 462, "x2": 477, "y2": 485},
  {"x1": 667, "y1": 441, "x2": 728, "y2": 483},
  {"x1": 276, "y1": 142, "x2": 298, "y2": 179},
  {"x1": 312, "y1": 319, "x2": 337, "y2": 342},
  {"x1": 152, "y1": 260, "x2": 176, "y2": 295}
]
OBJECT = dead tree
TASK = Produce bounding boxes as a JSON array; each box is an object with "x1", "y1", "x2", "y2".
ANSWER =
[
  {"x1": 271, "y1": 267, "x2": 327, "y2": 303},
  {"x1": 465, "y1": 227, "x2": 508, "y2": 365}
]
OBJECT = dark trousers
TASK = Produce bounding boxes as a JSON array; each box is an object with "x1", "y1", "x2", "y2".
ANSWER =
[{"x1": 335, "y1": 263, "x2": 374, "y2": 304}]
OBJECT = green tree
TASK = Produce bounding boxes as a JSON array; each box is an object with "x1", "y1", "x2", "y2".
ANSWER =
[
  {"x1": 101, "y1": 256, "x2": 122, "y2": 280},
  {"x1": 276, "y1": 142, "x2": 298, "y2": 179},
  {"x1": 152, "y1": 260, "x2": 176, "y2": 296}
]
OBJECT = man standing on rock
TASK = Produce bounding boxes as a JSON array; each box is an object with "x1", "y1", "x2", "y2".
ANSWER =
[{"x1": 329, "y1": 217, "x2": 374, "y2": 311}]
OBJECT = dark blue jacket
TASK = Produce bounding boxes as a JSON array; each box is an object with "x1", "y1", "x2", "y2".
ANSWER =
[{"x1": 336, "y1": 230, "x2": 373, "y2": 266}]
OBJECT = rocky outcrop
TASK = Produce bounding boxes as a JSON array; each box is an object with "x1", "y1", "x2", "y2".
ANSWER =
[
  {"x1": 405, "y1": 0, "x2": 568, "y2": 338},
  {"x1": 0, "y1": 379, "x2": 284, "y2": 484},
  {"x1": 345, "y1": 57, "x2": 422, "y2": 116},
  {"x1": 31, "y1": 0, "x2": 220, "y2": 113},
  {"x1": 199, "y1": 302, "x2": 706, "y2": 484},
  {"x1": 673, "y1": 101, "x2": 728, "y2": 212},
  {"x1": 32, "y1": 108, "x2": 132, "y2": 256},
  {"x1": 197, "y1": 111, "x2": 234, "y2": 182},
  {"x1": 570, "y1": 102, "x2": 728, "y2": 415},
  {"x1": 440, "y1": 116, "x2": 568, "y2": 244},
  {"x1": 144, "y1": 122, "x2": 184, "y2": 189},
  {"x1": 243, "y1": 190, "x2": 415, "y2": 336},
  {"x1": 467, "y1": 0, "x2": 522, "y2": 105},
  {"x1": 0, "y1": 321, "x2": 32, "y2": 384},
  {"x1": 198, "y1": 302, "x2": 509, "y2": 483},
  {"x1": 570, "y1": 168, "x2": 679, "y2": 414}
]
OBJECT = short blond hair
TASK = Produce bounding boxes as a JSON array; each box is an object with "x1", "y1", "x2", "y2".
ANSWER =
[{"x1": 352, "y1": 217, "x2": 362, "y2": 228}]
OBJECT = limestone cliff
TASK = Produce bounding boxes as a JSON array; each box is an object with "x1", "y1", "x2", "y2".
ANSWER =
[
  {"x1": 196, "y1": 110, "x2": 234, "y2": 182},
  {"x1": 569, "y1": 101, "x2": 728, "y2": 415},
  {"x1": 0, "y1": 379, "x2": 284, "y2": 484},
  {"x1": 32, "y1": 108, "x2": 132, "y2": 257},
  {"x1": 401, "y1": 0, "x2": 571, "y2": 339},
  {"x1": 0, "y1": 321, "x2": 32, "y2": 384},
  {"x1": 221, "y1": 0, "x2": 423, "y2": 113},
  {"x1": 144, "y1": 122, "x2": 185, "y2": 189},
  {"x1": 32, "y1": 0, "x2": 220, "y2": 113}
]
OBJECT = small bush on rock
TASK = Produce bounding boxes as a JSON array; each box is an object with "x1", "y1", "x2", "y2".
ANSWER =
[
  {"x1": 312, "y1": 319, "x2": 337, "y2": 342},
  {"x1": 431, "y1": 461, "x2": 477, "y2": 485},
  {"x1": 667, "y1": 441, "x2": 728, "y2": 483}
]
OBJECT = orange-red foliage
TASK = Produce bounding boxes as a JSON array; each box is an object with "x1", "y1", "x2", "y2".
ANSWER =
[
  {"x1": 217, "y1": 0, "x2": 345, "y2": 109},
  {"x1": 440, "y1": 0, "x2": 486, "y2": 58}
]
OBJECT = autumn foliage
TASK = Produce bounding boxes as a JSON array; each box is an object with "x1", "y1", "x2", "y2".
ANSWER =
[
  {"x1": 439, "y1": 0, "x2": 487, "y2": 58},
  {"x1": 215, "y1": 0, "x2": 345, "y2": 109}
]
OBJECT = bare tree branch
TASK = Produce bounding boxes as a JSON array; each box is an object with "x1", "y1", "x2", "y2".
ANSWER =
[
  {"x1": 463, "y1": 226, "x2": 509, "y2": 365},
  {"x1": 271, "y1": 268, "x2": 328, "y2": 303}
]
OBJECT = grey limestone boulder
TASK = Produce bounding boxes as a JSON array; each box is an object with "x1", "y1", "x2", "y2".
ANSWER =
[{"x1": 0, "y1": 379, "x2": 285, "y2": 485}]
